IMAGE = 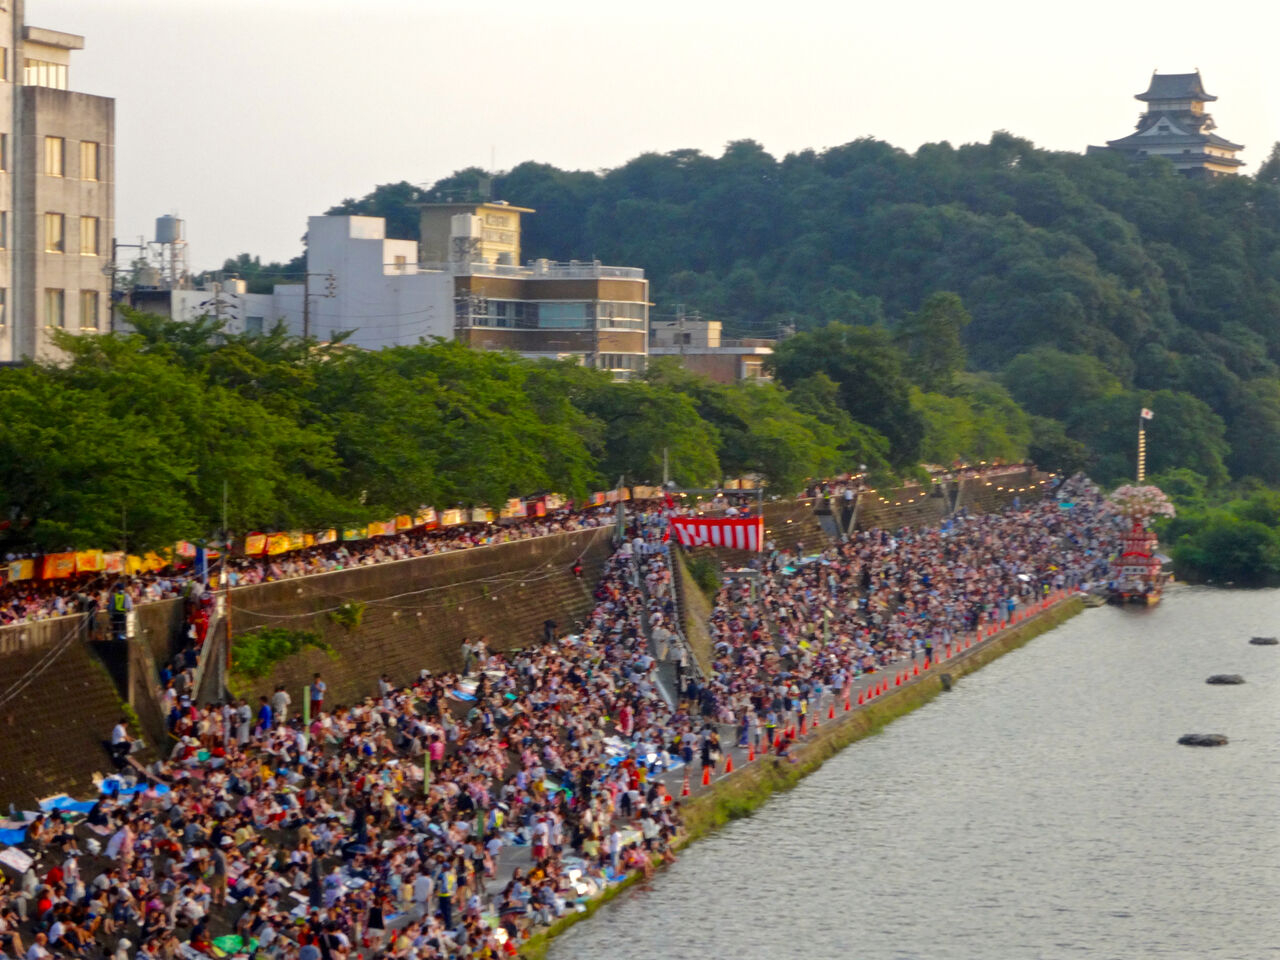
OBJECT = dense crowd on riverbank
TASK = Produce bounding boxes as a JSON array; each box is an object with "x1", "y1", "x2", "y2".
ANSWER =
[
  {"x1": 0, "y1": 477, "x2": 1120, "y2": 960},
  {"x1": 693, "y1": 477, "x2": 1117, "y2": 733}
]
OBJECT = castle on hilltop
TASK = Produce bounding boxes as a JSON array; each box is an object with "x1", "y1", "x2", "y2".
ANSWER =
[{"x1": 1090, "y1": 70, "x2": 1243, "y2": 178}]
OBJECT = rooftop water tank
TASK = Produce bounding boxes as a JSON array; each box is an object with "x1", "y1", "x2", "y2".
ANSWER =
[{"x1": 155, "y1": 215, "x2": 184, "y2": 244}]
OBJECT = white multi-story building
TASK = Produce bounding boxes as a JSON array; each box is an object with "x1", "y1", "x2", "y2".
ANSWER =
[
  {"x1": 138, "y1": 204, "x2": 651, "y2": 377},
  {"x1": 0, "y1": 1, "x2": 114, "y2": 362}
]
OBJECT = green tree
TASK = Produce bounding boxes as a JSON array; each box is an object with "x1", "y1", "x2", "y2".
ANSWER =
[
  {"x1": 1001, "y1": 347, "x2": 1122, "y2": 422},
  {"x1": 769, "y1": 323, "x2": 924, "y2": 468},
  {"x1": 896, "y1": 291, "x2": 971, "y2": 391}
]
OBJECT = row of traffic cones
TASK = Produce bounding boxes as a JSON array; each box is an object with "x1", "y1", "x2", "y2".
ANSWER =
[{"x1": 679, "y1": 591, "x2": 1072, "y2": 795}]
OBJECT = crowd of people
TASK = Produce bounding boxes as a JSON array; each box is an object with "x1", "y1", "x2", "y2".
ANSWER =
[
  {"x1": 0, "y1": 475, "x2": 1123, "y2": 960},
  {"x1": 0, "y1": 508, "x2": 621, "y2": 629},
  {"x1": 690, "y1": 476, "x2": 1117, "y2": 736}
]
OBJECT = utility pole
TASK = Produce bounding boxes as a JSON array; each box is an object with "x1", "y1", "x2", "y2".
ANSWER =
[
  {"x1": 663, "y1": 447, "x2": 670, "y2": 488},
  {"x1": 222, "y1": 480, "x2": 233, "y2": 681}
]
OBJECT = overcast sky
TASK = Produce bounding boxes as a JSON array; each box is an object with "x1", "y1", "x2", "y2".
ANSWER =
[{"x1": 27, "y1": 0, "x2": 1279, "y2": 271}]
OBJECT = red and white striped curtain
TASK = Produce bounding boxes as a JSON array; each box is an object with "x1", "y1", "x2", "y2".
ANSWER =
[{"x1": 669, "y1": 515, "x2": 764, "y2": 552}]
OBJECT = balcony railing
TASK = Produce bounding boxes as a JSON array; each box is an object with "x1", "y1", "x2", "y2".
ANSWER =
[{"x1": 422, "y1": 259, "x2": 644, "y2": 280}]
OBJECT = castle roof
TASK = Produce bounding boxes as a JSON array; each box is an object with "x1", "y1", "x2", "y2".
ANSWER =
[{"x1": 1136, "y1": 71, "x2": 1216, "y2": 103}]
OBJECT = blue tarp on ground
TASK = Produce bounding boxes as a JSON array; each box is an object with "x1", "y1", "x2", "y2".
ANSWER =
[{"x1": 0, "y1": 828, "x2": 26, "y2": 845}]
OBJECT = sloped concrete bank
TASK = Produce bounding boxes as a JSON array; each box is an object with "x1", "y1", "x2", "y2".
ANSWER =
[{"x1": 520, "y1": 596, "x2": 1085, "y2": 958}]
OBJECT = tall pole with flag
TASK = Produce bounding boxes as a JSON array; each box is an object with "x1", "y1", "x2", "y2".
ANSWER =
[{"x1": 1138, "y1": 408, "x2": 1153, "y2": 481}]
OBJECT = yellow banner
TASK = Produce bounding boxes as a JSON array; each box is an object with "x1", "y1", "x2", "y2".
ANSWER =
[
  {"x1": 395, "y1": 514, "x2": 413, "y2": 531},
  {"x1": 415, "y1": 508, "x2": 437, "y2": 527},
  {"x1": 267, "y1": 533, "x2": 291, "y2": 555},
  {"x1": 104, "y1": 552, "x2": 126, "y2": 574},
  {"x1": 440, "y1": 509, "x2": 464, "y2": 527},
  {"x1": 75, "y1": 550, "x2": 104, "y2": 573},
  {"x1": 343, "y1": 526, "x2": 366, "y2": 541},
  {"x1": 8, "y1": 559, "x2": 34, "y2": 581},
  {"x1": 244, "y1": 533, "x2": 267, "y2": 555}
]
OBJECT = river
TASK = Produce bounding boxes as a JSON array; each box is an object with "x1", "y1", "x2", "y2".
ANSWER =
[{"x1": 549, "y1": 586, "x2": 1280, "y2": 959}]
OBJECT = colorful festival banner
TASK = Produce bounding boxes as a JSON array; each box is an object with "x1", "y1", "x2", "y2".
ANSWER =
[
  {"x1": 470, "y1": 507, "x2": 494, "y2": 524},
  {"x1": 343, "y1": 526, "x2": 366, "y2": 542},
  {"x1": 395, "y1": 515, "x2": 413, "y2": 531},
  {"x1": 500, "y1": 499, "x2": 526, "y2": 520},
  {"x1": 244, "y1": 533, "x2": 267, "y2": 556},
  {"x1": 104, "y1": 552, "x2": 126, "y2": 575},
  {"x1": 175, "y1": 541, "x2": 197, "y2": 559},
  {"x1": 440, "y1": 509, "x2": 464, "y2": 527},
  {"x1": 41, "y1": 553, "x2": 76, "y2": 579},
  {"x1": 414, "y1": 508, "x2": 437, "y2": 528},
  {"x1": 669, "y1": 515, "x2": 765, "y2": 552},
  {"x1": 267, "y1": 533, "x2": 291, "y2": 555},
  {"x1": 315, "y1": 529, "x2": 338, "y2": 545},
  {"x1": 8, "y1": 559, "x2": 34, "y2": 582},
  {"x1": 75, "y1": 550, "x2": 104, "y2": 574}
]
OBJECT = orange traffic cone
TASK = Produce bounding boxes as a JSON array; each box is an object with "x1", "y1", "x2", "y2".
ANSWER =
[
  {"x1": 800, "y1": 718, "x2": 807, "y2": 736},
  {"x1": 846, "y1": 697, "x2": 853, "y2": 710},
  {"x1": 857, "y1": 691, "x2": 864, "y2": 706},
  {"x1": 828, "y1": 703, "x2": 835, "y2": 719},
  {"x1": 895, "y1": 673, "x2": 902, "y2": 686},
  {"x1": 748, "y1": 744, "x2": 755, "y2": 762},
  {"x1": 774, "y1": 733, "x2": 782, "y2": 751},
  {"x1": 724, "y1": 755, "x2": 734, "y2": 774},
  {"x1": 701, "y1": 766, "x2": 711, "y2": 786},
  {"x1": 681, "y1": 771, "x2": 690, "y2": 797},
  {"x1": 914, "y1": 663, "x2": 921, "y2": 675},
  {"x1": 811, "y1": 713, "x2": 819, "y2": 729}
]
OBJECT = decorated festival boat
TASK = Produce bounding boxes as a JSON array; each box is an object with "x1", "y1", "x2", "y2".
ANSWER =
[{"x1": 1106, "y1": 484, "x2": 1174, "y2": 605}]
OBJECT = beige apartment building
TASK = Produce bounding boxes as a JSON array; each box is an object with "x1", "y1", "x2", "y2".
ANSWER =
[{"x1": 0, "y1": 1, "x2": 113, "y2": 362}]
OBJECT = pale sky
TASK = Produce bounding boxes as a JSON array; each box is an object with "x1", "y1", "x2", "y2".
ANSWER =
[{"x1": 28, "y1": 0, "x2": 1280, "y2": 270}]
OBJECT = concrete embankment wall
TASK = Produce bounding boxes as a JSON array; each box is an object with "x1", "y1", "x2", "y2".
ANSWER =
[
  {"x1": 226, "y1": 527, "x2": 614, "y2": 707},
  {"x1": 853, "y1": 468, "x2": 1049, "y2": 532},
  {"x1": 0, "y1": 528, "x2": 612, "y2": 804}
]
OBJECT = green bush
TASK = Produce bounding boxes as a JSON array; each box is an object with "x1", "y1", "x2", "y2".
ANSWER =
[
  {"x1": 327, "y1": 601, "x2": 366, "y2": 632},
  {"x1": 684, "y1": 550, "x2": 722, "y2": 598},
  {"x1": 231, "y1": 628, "x2": 332, "y2": 678}
]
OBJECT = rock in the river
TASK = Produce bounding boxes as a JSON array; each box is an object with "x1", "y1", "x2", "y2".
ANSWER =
[
  {"x1": 1206, "y1": 674, "x2": 1245, "y2": 685},
  {"x1": 1249, "y1": 636, "x2": 1278, "y2": 645},
  {"x1": 1177, "y1": 733, "x2": 1229, "y2": 747}
]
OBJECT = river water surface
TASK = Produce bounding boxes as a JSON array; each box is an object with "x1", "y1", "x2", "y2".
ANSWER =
[{"x1": 549, "y1": 586, "x2": 1280, "y2": 959}]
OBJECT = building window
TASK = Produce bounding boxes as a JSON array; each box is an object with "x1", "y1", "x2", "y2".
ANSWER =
[
  {"x1": 0, "y1": 289, "x2": 6, "y2": 327},
  {"x1": 44, "y1": 213, "x2": 64, "y2": 253},
  {"x1": 80, "y1": 141, "x2": 98, "y2": 181},
  {"x1": 0, "y1": 211, "x2": 7, "y2": 249},
  {"x1": 0, "y1": 133, "x2": 8, "y2": 172},
  {"x1": 536, "y1": 302, "x2": 591, "y2": 329},
  {"x1": 44, "y1": 288, "x2": 64, "y2": 328},
  {"x1": 244, "y1": 316, "x2": 264, "y2": 335},
  {"x1": 43, "y1": 136, "x2": 63, "y2": 177},
  {"x1": 392, "y1": 254, "x2": 406, "y2": 273},
  {"x1": 24, "y1": 59, "x2": 67, "y2": 90},
  {"x1": 79, "y1": 290, "x2": 99, "y2": 330},
  {"x1": 79, "y1": 216, "x2": 98, "y2": 255},
  {"x1": 0, "y1": 49, "x2": 7, "y2": 82}
]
